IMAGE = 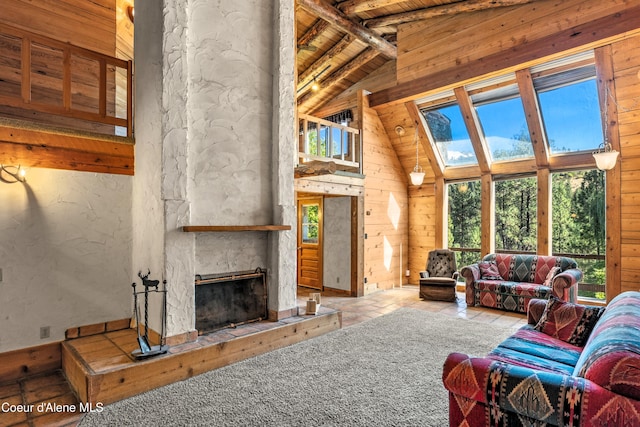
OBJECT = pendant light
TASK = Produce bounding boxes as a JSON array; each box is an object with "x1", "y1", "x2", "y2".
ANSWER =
[{"x1": 410, "y1": 127, "x2": 425, "y2": 186}]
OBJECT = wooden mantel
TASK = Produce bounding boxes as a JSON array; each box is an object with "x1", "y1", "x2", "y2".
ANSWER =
[{"x1": 182, "y1": 225, "x2": 292, "y2": 232}]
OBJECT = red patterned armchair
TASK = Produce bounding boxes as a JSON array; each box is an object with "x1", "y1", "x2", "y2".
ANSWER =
[
  {"x1": 442, "y1": 292, "x2": 640, "y2": 426},
  {"x1": 461, "y1": 253, "x2": 582, "y2": 313}
]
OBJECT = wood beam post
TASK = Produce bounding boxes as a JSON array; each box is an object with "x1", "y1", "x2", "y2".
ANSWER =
[
  {"x1": 481, "y1": 173, "x2": 495, "y2": 256},
  {"x1": 364, "y1": 0, "x2": 538, "y2": 28},
  {"x1": 537, "y1": 168, "x2": 551, "y2": 255},
  {"x1": 595, "y1": 45, "x2": 621, "y2": 301},
  {"x1": 297, "y1": 0, "x2": 397, "y2": 59}
]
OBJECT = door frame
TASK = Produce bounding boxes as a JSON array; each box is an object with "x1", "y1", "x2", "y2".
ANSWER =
[{"x1": 297, "y1": 195, "x2": 324, "y2": 290}]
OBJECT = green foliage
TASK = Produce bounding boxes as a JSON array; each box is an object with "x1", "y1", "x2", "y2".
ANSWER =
[
  {"x1": 306, "y1": 125, "x2": 328, "y2": 157},
  {"x1": 302, "y1": 204, "x2": 319, "y2": 242},
  {"x1": 495, "y1": 177, "x2": 537, "y2": 252}
]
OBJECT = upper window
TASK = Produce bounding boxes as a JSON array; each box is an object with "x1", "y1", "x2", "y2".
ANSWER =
[
  {"x1": 422, "y1": 103, "x2": 478, "y2": 167},
  {"x1": 535, "y1": 65, "x2": 603, "y2": 154},
  {"x1": 472, "y1": 84, "x2": 534, "y2": 162}
]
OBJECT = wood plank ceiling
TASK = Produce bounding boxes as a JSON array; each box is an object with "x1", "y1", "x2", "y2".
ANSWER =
[{"x1": 296, "y1": 0, "x2": 536, "y2": 115}]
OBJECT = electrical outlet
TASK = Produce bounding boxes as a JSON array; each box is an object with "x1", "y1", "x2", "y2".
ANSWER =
[{"x1": 40, "y1": 326, "x2": 50, "y2": 339}]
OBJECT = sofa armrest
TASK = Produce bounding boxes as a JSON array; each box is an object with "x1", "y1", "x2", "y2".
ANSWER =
[
  {"x1": 527, "y1": 298, "x2": 547, "y2": 325},
  {"x1": 552, "y1": 268, "x2": 582, "y2": 300},
  {"x1": 460, "y1": 264, "x2": 480, "y2": 283},
  {"x1": 460, "y1": 264, "x2": 480, "y2": 305},
  {"x1": 443, "y1": 352, "x2": 639, "y2": 424}
]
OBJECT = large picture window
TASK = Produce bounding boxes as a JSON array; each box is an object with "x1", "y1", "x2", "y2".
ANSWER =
[
  {"x1": 552, "y1": 170, "x2": 605, "y2": 300},
  {"x1": 495, "y1": 176, "x2": 537, "y2": 252},
  {"x1": 447, "y1": 180, "x2": 481, "y2": 268}
]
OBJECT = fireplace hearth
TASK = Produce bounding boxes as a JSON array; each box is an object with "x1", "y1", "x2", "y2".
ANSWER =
[{"x1": 195, "y1": 268, "x2": 268, "y2": 334}]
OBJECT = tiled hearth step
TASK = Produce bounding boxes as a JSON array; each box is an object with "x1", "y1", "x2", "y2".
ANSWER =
[{"x1": 61, "y1": 310, "x2": 341, "y2": 406}]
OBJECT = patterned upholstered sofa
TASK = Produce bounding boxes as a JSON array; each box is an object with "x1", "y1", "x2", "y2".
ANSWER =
[
  {"x1": 461, "y1": 253, "x2": 582, "y2": 313},
  {"x1": 443, "y1": 291, "x2": 640, "y2": 426}
]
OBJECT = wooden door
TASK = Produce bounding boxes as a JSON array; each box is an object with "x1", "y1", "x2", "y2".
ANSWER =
[{"x1": 297, "y1": 197, "x2": 323, "y2": 290}]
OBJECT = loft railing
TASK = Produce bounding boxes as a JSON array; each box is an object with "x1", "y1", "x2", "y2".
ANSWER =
[
  {"x1": 298, "y1": 113, "x2": 362, "y2": 175},
  {"x1": 0, "y1": 22, "x2": 132, "y2": 137}
]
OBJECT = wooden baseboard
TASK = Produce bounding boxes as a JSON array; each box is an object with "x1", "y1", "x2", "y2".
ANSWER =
[
  {"x1": 323, "y1": 286, "x2": 352, "y2": 296},
  {"x1": 0, "y1": 342, "x2": 62, "y2": 382}
]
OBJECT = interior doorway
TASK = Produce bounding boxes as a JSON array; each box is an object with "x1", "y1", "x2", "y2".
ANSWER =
[{"x1": 297, "y1": 196, "x2": 323, "y2": 290}]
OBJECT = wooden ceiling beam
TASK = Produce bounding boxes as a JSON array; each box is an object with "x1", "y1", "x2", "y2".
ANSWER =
[
  {"x1": 365, "y1": 0, "x2": 538, "y2": 28},
  {"x1": 298, "y1": 47, "x2": 380, "y2": 109},
  {"x1": 297, "y1": 19, "x2": 330, "y2": 52},
  {"x1": 339, "y1": 0, "x2": 407, "y2": 16},
  {"x1": 297, "y1": 0, "x2": 397, "y2": 59},
  {"x1": 516, "y1": 69, "x2": 550, "y2": 168},
  {"x1": 298, "y1": 34, "x2": 354, "y2": 91},
  {"x1": 454, "y1": 86, "x2": 491, "y2": 174}
]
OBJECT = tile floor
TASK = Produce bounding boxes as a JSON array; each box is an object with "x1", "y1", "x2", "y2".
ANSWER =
[{"x1": 0, "y1": 285, "x2": 527, "y2": 427}]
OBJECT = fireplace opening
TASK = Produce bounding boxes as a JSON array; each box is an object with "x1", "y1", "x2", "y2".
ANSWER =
[{"x1": 195, "y1": 268, "x2": 268, "y2": 335}]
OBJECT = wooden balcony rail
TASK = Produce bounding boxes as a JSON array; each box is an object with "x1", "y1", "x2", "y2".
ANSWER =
[
  {"x1": 298, "y1": 113, "x2": 361, "y2": 175},
  {"x1": 0, "y1": 22, "x2": 133, "y2": 137}
]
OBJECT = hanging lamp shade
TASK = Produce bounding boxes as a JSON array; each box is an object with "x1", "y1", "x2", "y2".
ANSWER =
[
  {"x1": 410, "y1": 169, "x2": 425, "y2": 186},
  {"x1": 410, "y1": 127, "x2": 424, "y2": 186},
  {"x1": 593, "y1": 142, "x2": 619, "y2": 171}
]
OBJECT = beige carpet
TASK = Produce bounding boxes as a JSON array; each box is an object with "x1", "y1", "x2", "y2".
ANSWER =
[{"x1": 79, "y1": 307, "x2": 517, "y2": 427}]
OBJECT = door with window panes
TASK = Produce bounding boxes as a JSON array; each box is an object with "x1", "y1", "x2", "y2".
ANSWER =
[{"x1": 297, "y1": 197, "x2": 323, "y2": 290}]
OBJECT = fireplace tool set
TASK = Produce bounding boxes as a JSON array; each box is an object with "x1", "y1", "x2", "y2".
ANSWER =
[{"x1": 131, "y1": 270, "x2": 168, "y2": 360}]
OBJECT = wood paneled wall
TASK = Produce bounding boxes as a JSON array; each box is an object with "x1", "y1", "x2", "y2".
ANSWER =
[
  {"x1": 360, "y1": 93, "x2": 409, "y2": 291},
  {"x1": 396, "y1": 0, "x2": 638, "y2": 87},
  {"x1": 614, "y1": 34, "x2": 640, "y2": 295},
  {"x1": 4, "y1": 0, "x2": 116, "y2": 55}
]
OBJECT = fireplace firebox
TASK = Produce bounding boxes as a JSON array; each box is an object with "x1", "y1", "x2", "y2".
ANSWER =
[{"x1": 195, "y1": 268, "x2": 268, "y2": 334}]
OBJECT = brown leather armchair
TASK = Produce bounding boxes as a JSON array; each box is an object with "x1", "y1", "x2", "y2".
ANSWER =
[{"x1": 419, "y1": 249, "x2": 458, "y2": 302}]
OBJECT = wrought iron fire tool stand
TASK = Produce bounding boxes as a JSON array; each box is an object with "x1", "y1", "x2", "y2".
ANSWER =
[{"x1": 131, "y1": 270, "x2": 168, "y2": 360}]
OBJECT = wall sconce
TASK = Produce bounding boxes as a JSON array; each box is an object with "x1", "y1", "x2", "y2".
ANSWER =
[
  {"x1": 0, "y1": 165, "x2": 26, "y2": 183},
  {"x1": 593, "y1": 87, "x2": 619, "y2": 171}
]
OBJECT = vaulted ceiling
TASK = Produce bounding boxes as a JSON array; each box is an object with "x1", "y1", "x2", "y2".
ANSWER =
[{"x1": 295, "y1": 0, "x2": 537, "y2": 115}]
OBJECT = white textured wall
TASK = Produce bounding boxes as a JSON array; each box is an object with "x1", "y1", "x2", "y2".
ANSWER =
[
  {"x1": 188, "y1": 0, "x2": 274, "y2": 226},
  {"x1": 324, "y1": 197, "x2": 351, "y2": 291},
  {"x1": 0, "y1": 169, "x2": 132, "y2": 352}
]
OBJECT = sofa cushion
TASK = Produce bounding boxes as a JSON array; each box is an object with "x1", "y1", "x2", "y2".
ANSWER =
[
  {"x1": 573, "y1": 292, "x2": 640, "y2": 400},
  {"x1": 478, "y1": 261, "x2": 502, "y2": 280},
  {"x1": 482, "y1": 253, "x2": 578, "y2": 285},
  {"x1": 487, "y1": 326, "x2": 582, "y2": 375},
  {"x1": 474, "y1": 281, "x2": 552, "y2": 313},
  {"x1": 534, "y1": 298, "x2": 604, "y2": 346}
]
